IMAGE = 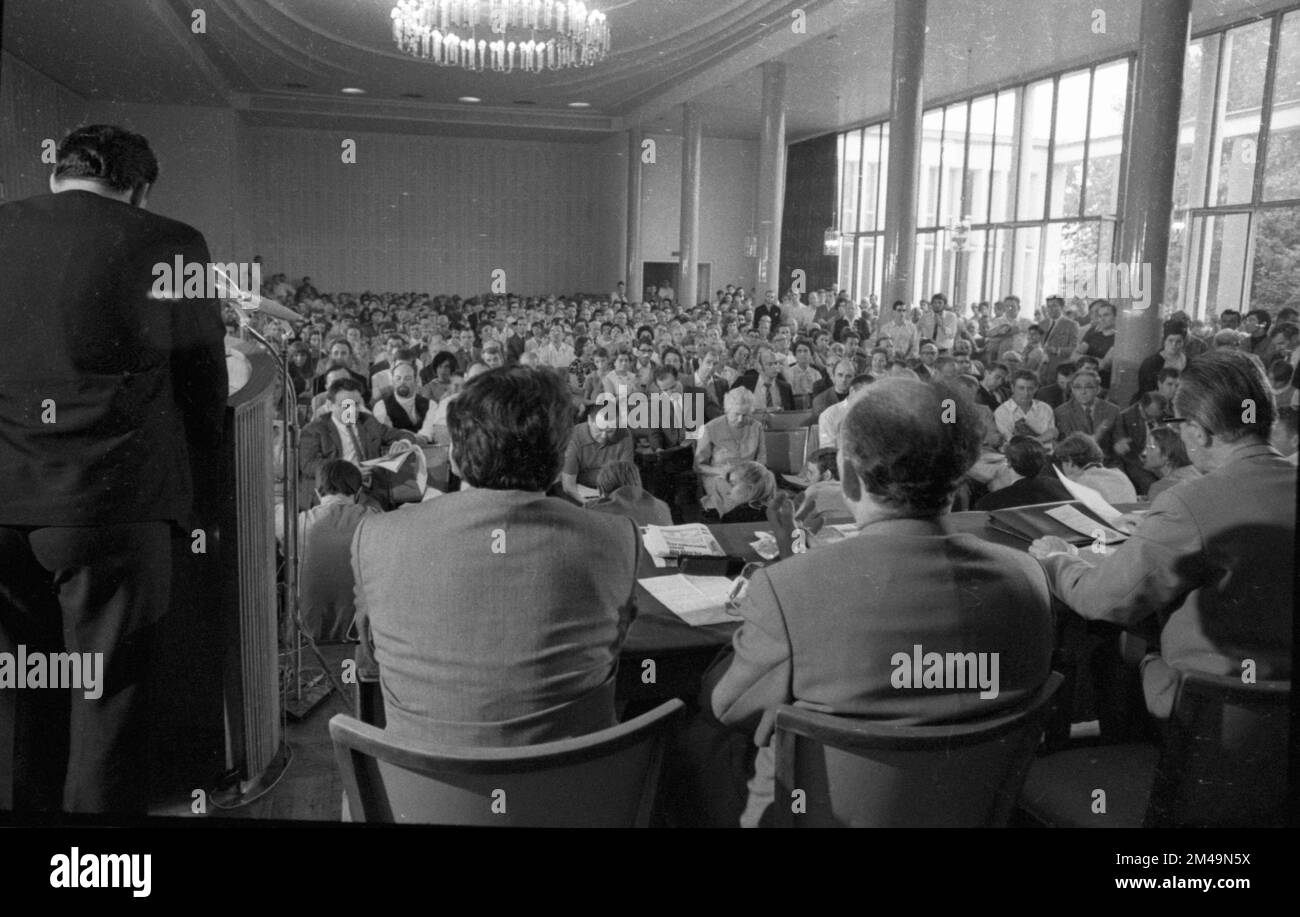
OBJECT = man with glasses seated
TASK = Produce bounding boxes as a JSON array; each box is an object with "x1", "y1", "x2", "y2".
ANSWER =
[
  {"x1": 1054, "y1": 369, "x2": 1120, "y2": 461},
  {"x1": 1031, "y1": 350, "x2": 1293, "y2": 721},
  {"x1": 705, "y1": 379, "x2": 1054, "y2": 827}
]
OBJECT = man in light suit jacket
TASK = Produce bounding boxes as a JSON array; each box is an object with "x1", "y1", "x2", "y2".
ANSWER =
[
  {"x1": 705, "y1": 379, "x2": 1055, "y2": 826},
  {"x1": 352, "y1": 366, "x2": 640, "y2": 748},
  {"x1": 1053, "y1": 369, "x2": 1120, "y2": 460},
  {"x1": 1031, "y1": 351, "x2": 1293, "y2": 720}
]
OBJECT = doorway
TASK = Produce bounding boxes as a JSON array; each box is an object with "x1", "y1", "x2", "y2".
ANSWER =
[{"x1": 641, "y1": 261, "x2": 711, "y2": 307}]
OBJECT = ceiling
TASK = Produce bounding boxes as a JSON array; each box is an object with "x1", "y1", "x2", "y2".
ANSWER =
[{"x1": 1, "y1": 0, "x2": 1290, "y2": 143}]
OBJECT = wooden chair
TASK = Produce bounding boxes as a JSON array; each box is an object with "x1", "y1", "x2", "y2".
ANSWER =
[
  {"x1": 772, "y1": 672, "x2": 1063, "y2": 827},
  {"x1": 1018, "y1": 671, "x2": 1289, "y2": 828},
  {"x1": 330, "y1": 699, "x2": 684, "y2": 826}
]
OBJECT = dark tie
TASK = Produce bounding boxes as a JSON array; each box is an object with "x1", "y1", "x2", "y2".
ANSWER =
[
  {"x1": 347, "y1": 423, "x2": 366, "y2": 463},
  {"x1": 1083, "y1": 406, "x2": 1094, "y2": 434},
  {"x1": 767, "y1": 382, "x2": 776, "y2": 408}
]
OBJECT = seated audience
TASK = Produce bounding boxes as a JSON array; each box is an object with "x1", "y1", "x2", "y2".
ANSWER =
[
  {"x1": 706, "y1": 378, "x2": 1054, "y2": 827},
  {"x1": 1053, "y1": 369, "x2": 1119, "y2": 459},
  {"x1": 975, "y1": 362, "x2": 1008, "y2": 411},
  {"x1": 371, "y1": 361, "x2": 436, "y2": 442},
  {"x1": 974, "y1": 437, "x2": 1072, "y2": 511},
  {"x1": 1112, "y1": 391, "x2": 1169, "y2": 495},
  {"x1": 561, "y1": 402, "x2": 635, "y2": 501},
  {"x1": 782, "y1": 447, "x2": 849, "y2": 518},
  {"x1": 299, "y1": 378, "x2": 417, "y2": 508},
  {"x1": 810, "y1": 359, "x2": 855, "y2": 421},
  {"x1": 351, "y1": 366, "x2": 640, "y2": 747},
  {"x1": 1036, "y1": 361, "x2": 1074, "y2": 409},
  {"x1": 731, "y1": 346, "x2": 795, "y2": 411},
  {"x1": 818, "y1": 373, "x2": 874, "y2": 449},
  {"x1": 298, "y1": 460, "x2": 378, "y2": 643},
  {"x1": 1143, "y1": 426, "x2": 1201, "y2": 500},
  {"x1": 1135, "y1": 326, "x2": 1189, "y2": 398},
  {"x1": 586, "y1": 461, "x2": 672, "y2": 527},
  {"x1": 695, "y1": 387, "x2": 766, "y2": 514},
  {"x1": 994, "y1": 370, "x2": 1058, "y2": 447},
  {"x1": 1031, "y1": 349, "x2": 1293, "y2": 719},
  {"x1": 1054, "y1": 432, "x2": 1137, "y2": 504},
  {"x1": 717, "y1": 461, "x2": 778, "y2": 523}
]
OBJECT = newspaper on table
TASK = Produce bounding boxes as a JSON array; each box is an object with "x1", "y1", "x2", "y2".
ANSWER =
[{"x1": 641, "y1": 523, "x2": 725, "y2": 558}]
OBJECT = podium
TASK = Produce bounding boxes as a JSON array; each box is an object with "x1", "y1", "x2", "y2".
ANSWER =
[{"x1": 149, "y1": 344, "x2": 287, "y2": 809}]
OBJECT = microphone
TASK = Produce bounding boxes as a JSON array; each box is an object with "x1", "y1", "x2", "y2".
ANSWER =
[
  {"x1": 209, "y1": 265, "x2": 306, "y2": 324},
  {"x1": 149, "y1": 264, "x2": 305, "y2": 324}
]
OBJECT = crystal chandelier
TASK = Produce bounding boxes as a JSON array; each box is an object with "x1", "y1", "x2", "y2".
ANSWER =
[{"x1": 391, "y1": 1, "x2": 611, "y2": 73}]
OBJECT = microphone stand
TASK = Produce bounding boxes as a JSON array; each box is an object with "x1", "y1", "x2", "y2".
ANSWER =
[{"x1": 236, "y1": 312, "x2": 348, "y2": 723}]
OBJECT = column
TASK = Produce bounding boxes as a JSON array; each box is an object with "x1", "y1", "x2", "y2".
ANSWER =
[
  {"x1": 678, "y1": 103, "x2": 703, "y2": 310},
  {"x1": 881, "y1": 0, "x2": 927, "y2": 311},
  {"x1": 1111, "y1": 0, "x2": 1192, "y2": 405},
  {"x1": 626, "y1": 126, "x2": 644, "y2": 304},
  {"x1": 754, "y1": 62, "x2": 787, "y2": 297}
]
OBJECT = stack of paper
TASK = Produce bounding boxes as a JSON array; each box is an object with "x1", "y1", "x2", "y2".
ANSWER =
[
  {"x1": 641, "y1": 523, "x2": 725, "y2": 558},
  {"x1": 639, "y1": 575, "x2": 736, "y2": 626}
]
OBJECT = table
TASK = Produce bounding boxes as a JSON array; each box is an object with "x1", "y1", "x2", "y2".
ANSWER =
[
  {"x1": 616, "y1": 507, "x2": 1138, "y2": 727},
  {"x1": 616, "y1": 523, "x2": 763, "y2": 706}
]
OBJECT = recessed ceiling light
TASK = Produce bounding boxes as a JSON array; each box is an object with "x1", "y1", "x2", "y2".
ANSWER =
[
  {"x1": 340, "y1": 87, "x2": 366, "y2": 94},
  {"x1": 568, "y1": 101, "x2": 591, "y2": 108},
  {"x1": 458, "y1": 95, "x2": 481, "y2": 103}
]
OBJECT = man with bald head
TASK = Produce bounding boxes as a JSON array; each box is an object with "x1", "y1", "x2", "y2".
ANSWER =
[
  {"x1": 706, "y1": 378, "x2": 1055, "y2": 826},
  {"x1": 811, "y1": 358, "x2": 856, "y2": 421}
]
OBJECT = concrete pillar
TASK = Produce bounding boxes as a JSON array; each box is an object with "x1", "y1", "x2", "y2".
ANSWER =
[
  {"x1": 754, "y1": 62, "x2": 787, "y2": 297},
  {"x1": 678, "y1": 103, "x2": 703, "y2": 310},
  {"x1": 626, "y1": 126, "x2": 644, "y2": 304},
  {"x1": 881, "y1": 0, "x2": 927, "y2": 311},
  {"x1": 1111, "y1": 0, "x2": 1192, "y2": 405}
]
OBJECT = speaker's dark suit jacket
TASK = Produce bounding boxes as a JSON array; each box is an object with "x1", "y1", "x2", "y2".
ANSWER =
[
  {"x1": 0, "y1": 191, "x2": 227, "y2": 527},
  {"x1": 731, "y1": 371, "x2": 794, "y2": 411},
  {"x1": 352, "y1": 489, "x2": 640, "y2": 748}
]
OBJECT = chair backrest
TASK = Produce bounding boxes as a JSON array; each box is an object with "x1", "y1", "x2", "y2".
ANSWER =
[
  {"x1": 773, "y1": 672, "x2": 1063, "y2": 827},
  {"x1": 329, "y1": 699, "x2": 684, "y2": 826},
  {"x1": 1146, "y1": 671, "x2": 1290, "y2": 828},
  {"x1": 764, "y1": 429, "x2": 809, "y2": 474}
]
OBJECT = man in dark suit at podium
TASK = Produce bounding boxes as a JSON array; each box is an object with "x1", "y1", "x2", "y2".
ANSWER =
[{"x1": 0, "y1": 125, "x2": 228, "y2": 813}]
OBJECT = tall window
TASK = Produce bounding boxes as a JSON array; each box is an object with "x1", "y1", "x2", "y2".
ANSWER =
[
  {"x1": 1170, "y1": 9, "x2": 1300, "y2": 319},
  {"x1": 835, "y1": 59, "x2": 1130, "y2": 310}
]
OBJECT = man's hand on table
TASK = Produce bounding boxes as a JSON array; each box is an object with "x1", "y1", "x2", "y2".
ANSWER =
[{"x1": 1028, "y1": 535, "x2": 1079, "y2": 560}]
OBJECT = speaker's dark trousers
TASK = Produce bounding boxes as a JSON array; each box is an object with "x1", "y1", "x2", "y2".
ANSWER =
[{"x1": 0, "y1": 522, "x2": 171, "y2": 814}]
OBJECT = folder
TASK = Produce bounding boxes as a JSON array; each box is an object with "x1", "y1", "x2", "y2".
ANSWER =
[{"x1": 987, "y1": 501, "x2": 1127, "y2": 547}]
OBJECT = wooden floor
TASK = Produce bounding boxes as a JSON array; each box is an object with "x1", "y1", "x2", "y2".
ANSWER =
[{"x1": 151, "y1": 643, "x2": 355, "y2": 822}]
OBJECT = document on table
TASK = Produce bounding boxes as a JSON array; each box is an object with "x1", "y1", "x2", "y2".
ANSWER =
[
  {"x1": 576, "y1": 483, "x2": 601, "y2": 501},
  {"x1": 1053, "y1": 466, "x2": 1125, "y2": 524},
  {"x1": 1043, "y1": 504, "x2": 1128, "y2": 544},
  {"x1": 641, "y1": 523, "x2": 725, "y2": 558},
  {"x1": 639, "y1": 574, "x2": 736, "y2": 626}
]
